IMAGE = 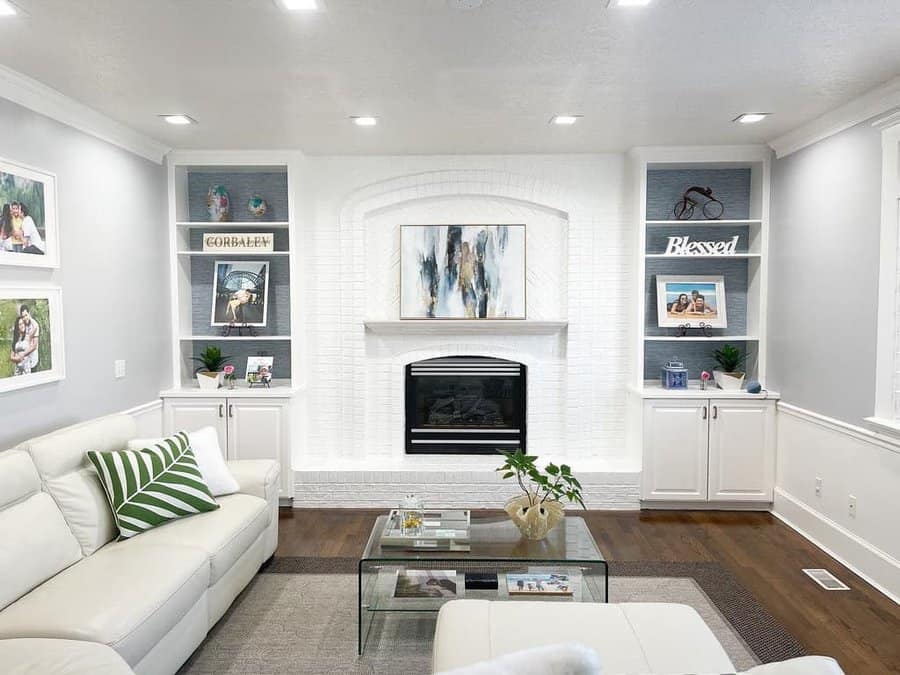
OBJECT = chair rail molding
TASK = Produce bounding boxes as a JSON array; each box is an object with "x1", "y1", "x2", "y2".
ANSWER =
[{"x1": 0, "y1": 65, "x2": 170, "y2": 164}]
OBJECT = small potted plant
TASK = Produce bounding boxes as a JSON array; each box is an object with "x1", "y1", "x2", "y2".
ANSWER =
[
  {"x1": 191, "y1": 346, "x2": 230, "y2": 390},
  {"x1": 712, "y1": 344, "x2": 747, "y2": 390},
  {"x1": 496, "y1": 450, "x2": 585, "y2": 540}
]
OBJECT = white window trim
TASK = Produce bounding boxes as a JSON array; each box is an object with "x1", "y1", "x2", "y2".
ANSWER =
[{"x1": 869, "y1": 113, "x2": 900, "y2": 435}]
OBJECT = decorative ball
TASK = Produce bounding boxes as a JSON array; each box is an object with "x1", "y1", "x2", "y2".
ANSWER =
[
  {"x1": 247, "y1": 194, "x2": 268, "y2": 218},
  {"x1": 746, "y1": 380, "x2": 762, "y2": 394}
]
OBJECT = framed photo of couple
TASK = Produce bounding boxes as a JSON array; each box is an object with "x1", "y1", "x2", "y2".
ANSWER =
[
  {"x1": 0, "y1": 157, "x2": 59, "y2": 269},
  {"x1": 656, "y1": 275, "x2": 728, "y2": 328},
  {"x1": 0, "y1": 287, "x2": 65, "y2": 393}
]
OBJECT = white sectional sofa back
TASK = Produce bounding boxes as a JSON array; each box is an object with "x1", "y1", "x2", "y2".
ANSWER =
[
  {"x1": 18, "y1": 414, "x2": 137, "y2": 555},
  {"x1": 0, "y1": 448, "x2": 82, "y2": 611}
]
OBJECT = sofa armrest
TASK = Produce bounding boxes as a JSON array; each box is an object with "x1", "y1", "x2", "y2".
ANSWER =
[
  {"x1": 742, "y1": 656, "x2": 846, "y2": 675},
  {"x1": 226, "y1": 459, "x2": 280, "y2": 503}
]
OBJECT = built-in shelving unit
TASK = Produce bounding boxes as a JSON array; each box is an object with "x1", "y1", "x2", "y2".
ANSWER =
[
  {"x1": 629, "y1": 146, "x2": 771, "y2": 390},
  {"x1": 166, "y1": 154, "x2": 300, "y2": 390}
]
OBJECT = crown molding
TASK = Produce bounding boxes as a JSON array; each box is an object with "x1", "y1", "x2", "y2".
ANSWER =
[
  {"x1": 768, "y1": 76, "x2": 900, "y2": 159},
  {"x1": 0, "y1": 65, "x2": 170, "y2": 164}
]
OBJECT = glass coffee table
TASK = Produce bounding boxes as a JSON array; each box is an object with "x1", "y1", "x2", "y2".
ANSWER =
[{"x1": 358, "y1": 515, "x2": 607, "y2": 654}]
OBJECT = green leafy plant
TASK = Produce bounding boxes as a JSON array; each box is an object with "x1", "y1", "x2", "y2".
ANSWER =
[
  {"x1": 191, "y1": 346, "x2": 230, "y2": 374},
  {"x1": 496, "y1": 450, "x2": 585, "y2": 508},
  {"x1": 713, "y1": 344, "x2": 747, "y2": 373}
]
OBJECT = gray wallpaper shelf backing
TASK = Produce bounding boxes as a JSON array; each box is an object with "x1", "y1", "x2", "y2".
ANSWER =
[
  {"x1": 187, "y1": 340, "x2": 291, "y2": 382},
  {"x1": 646, "y1": 169, "x2": 751, "y2": 220},
  {"x1": 187, "y1": 171, "x2": 289, "y2": 222},
  {"x1": 644, "y1": 167, "x2": 754, "y2": 381}
]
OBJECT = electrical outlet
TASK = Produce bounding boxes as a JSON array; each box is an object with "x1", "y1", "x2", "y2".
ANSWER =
[
  {"x1": 848, "y1": 495, "x2": 857, "y2": 517},
  {"x1": 814, "y1": 477, "x2": 822, "y2": 496},
  {"x1": 114, "y1": 360, "x2": 126, "y2": 379}
]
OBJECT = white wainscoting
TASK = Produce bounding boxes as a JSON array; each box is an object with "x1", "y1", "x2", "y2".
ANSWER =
[
  {"x1": 773, "y1": 402, "x2": 900, "y2": 603},
  {"x1": 122, "y1": 399, "x2": 163, "y2": 437}
]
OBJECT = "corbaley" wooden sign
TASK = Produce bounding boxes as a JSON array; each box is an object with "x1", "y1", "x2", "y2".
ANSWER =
[
  {"x1": 665, "y1": 235, "x2": 740, "y2": 256},
  {"x1": 202, "y1": 233, "x2": 274, "y2": 252}
]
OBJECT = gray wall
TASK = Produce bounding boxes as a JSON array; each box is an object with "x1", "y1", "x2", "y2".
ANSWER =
[
  {"x1": 769, "y1": 121, "x2": 883, "y2": 424},
  {"x1": 0, "y1": 97, "x2": 169, "y2": 448}
]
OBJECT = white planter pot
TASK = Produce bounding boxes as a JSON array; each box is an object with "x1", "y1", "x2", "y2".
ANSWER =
[
  {"x1": 713, "y1": 370, "x2": 745, "y2": 390},
  {"x1": 196, "y1": 371, "x2": 222, "y2": 390}
]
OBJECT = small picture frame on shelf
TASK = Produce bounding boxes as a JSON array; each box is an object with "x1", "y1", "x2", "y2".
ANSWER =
[
  {"x1": 656, "y1": 275, "x2": 727, "y2": 328},
  {"x1": 211, "y1": 260, "x2": 269, "y2": 326},
  {"x1": 245, "y1": 356, "x2": 273, "y2": 388}
]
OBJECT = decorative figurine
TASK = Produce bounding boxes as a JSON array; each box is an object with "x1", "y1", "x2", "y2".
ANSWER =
[
  {"x1": 207, "y1": 185, "x2": 231, "y2": 222},
  {"x1": 700, "y1": 370, "x2": 711, "y2": 390},
  {"x1": 247, "y1": 194, "x2": 268, "y2": 218},
  {"x1": 661, "y1": 358, "x2": 689, "y2": 390},
  {"x1": 673, "y1": 186, "x2": 724, "y2": 220}
]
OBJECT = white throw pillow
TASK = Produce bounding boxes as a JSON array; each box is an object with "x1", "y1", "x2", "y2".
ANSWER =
[
  {"x1": 127, "y1": 427, "x2": 239, "y2": 496},
  {"x1": 437, "y1": 643, "x2": 600, "y2": 675}
]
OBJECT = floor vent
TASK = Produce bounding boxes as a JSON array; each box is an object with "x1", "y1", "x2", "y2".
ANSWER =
[{"x1": 802, "y1": 568, "x2": 850, "y2": 591}]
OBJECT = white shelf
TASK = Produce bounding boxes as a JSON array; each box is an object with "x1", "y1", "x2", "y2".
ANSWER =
[
  {"x1": 633, "y1": 381, "x2": 780, "y2": 400},
  {"x1": 180, "y1": 335, "x2": 291, "y2": 341},
  {"x1": 645, "y1": 219, "x2": 761, "y2": 227},
  {"x1": 644, "y1": 335, "x2": 759, "y2": 342},
  {"x1": 177, "y1": 251, "x2": 289, "y2": 257},
  {"x1": 176, "y1": 221, "x2": 290, "y2": 229},
  {"x1": 160, "y1": 380, "x2": 298, "y2": 398},
  {"x1": 364, "y1": 320, "x2": 568, "y2": 336},
  {"x1": 645, "y1": 253, "x2": 761, "y2": 260}
]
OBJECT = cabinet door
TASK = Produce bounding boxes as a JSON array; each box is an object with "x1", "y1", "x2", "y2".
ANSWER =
[
  {"x1": 226, "y1": 399, "x2": 291, "y2": 497},
  {"x1": 708, "y1": 400, "x2": 775, "y2": 502},
  {"x1": 642, "y1": 400, "x2": 709, "y2": 501},
  {"x1": 163, "y1": 398, "x2": 227, "y2": 453}
]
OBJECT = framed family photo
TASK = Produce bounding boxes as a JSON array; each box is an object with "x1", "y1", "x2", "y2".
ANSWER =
[
  {"x1": 656, "y1": 275, "x2": 728, "y2": 328},
  {"x1": 0, "y1": 157, "x2": 59, "y2": 269},
  {"x1": 400, "y1": 224, "x2": 526, "y2": 319},
  {"x1": 0, "y1": 287, "x2": 65, "y2": 393},
  {"x1": 210, "y1": 260, "x2": 269, "y2": 326}
]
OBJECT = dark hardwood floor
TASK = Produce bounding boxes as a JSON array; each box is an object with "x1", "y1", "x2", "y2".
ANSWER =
[{"x1": 277, "y1": 508, "x2": 900, "y2": 675}]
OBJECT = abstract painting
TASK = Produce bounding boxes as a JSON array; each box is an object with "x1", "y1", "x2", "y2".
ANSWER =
[{"x1": 400, "y1": 225, "x2": 525, "y2": 319}]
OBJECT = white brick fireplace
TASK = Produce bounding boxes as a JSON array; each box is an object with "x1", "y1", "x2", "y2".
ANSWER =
[{"x1": 295, "y1": 157, "x2": 640, "y2": 508}]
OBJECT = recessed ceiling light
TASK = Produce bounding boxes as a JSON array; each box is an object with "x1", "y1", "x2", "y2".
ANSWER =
[
  {"x1": 351, "y1": 116, "x2": 378, "y2": 127},
  {"x1": 733, "y1": 113, "x2": 771, "y2": 124},
  {"x1": 551, "y1": 115, "x2": 582, "y2": 126},
  {"x1": 607, "y1": 0, "x2": 652, "y2": 6},
  {"x1": 159, "y1": 114, "x2": 196, "y2": 126},
  {"x1": 0, "y1": 1, "x2": 18, "y2": 16},
  {"x1": 276, "y1": 0, "x2": 319, "y2": 10}
]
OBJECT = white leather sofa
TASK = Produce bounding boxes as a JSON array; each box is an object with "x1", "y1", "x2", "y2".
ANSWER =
[
  {"x1": 0, "y1": 413, "x2": 280, "y2": 675},
  {"x1": 433, "y1": 600, "x2": 846, "y2": 675}
]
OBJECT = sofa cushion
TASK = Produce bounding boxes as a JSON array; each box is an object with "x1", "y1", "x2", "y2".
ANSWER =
[
  {"x1": 0, "y1": 638, "x2": 134, "y2": 675},
  {"x1": 124, "y1": 492, "x2": 269, "y2": 585},
  {"x1": 742, "y1": 656, "x2": 846, "y2": 674},
  {"x1": 19, "y1": 414, "x2": 137, "y2": 555},
  {"x1": 128, "y1": 426, "x2": 239, "y2": 497},
  {"x1": 0, "y1": 491, "x2": 83, "y2": 611},
  {"x1": 0, "y1": 537, "x2": 210, "y2": 666},
  {"x1": 437, "y1": 643, "x2": 600, "y2": 675},
  {"x1": 88, "y1": 431, "x2": 219, "y2": 539}
]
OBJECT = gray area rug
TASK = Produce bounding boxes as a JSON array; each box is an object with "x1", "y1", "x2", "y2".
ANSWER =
[{"x1": 178, "y1": 558, "x2": 805, "y2": 675}]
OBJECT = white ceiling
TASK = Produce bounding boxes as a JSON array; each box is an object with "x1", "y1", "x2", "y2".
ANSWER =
[{"x1": 1, "y1": 0, "x2": 899, "y2": 155}]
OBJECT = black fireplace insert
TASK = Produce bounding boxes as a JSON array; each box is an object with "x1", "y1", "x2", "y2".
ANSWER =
[{"x1": 405, "y1": 356, "x2": 526, "y2": 455}]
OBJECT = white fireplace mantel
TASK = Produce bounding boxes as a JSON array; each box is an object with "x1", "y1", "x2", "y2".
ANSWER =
[{"x1": 363, "y1": 320, "x2": 568, "y2": 336}]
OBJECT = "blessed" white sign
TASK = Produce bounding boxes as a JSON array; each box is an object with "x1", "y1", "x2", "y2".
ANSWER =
[
  {"x1": 665, "y1": 235, "x2": 739, "y2": 256},
  {"x1": 202, "y1": 233, "x2": 274, "y2": 252}
]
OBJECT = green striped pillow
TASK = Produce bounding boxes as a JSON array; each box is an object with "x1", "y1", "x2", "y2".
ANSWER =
[{"x1": 87, "y1": 431, "x2": 219, "y2": 539}]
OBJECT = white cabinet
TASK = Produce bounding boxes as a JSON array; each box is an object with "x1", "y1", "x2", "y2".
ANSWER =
[
  {"x1": 162, "y1": 394, "x2": 293, "y2": 500},
  {"x1": 641, "y1": 397, "x2": 776, "y2": 505}
]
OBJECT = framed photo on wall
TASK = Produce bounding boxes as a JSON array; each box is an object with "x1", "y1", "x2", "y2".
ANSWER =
[
  {"x1": 656, "y1": 275, "x2": 727, "y2": 328},
  {"x1": 400, "y1": 224, "x2": 526, "y2": 319},
  {"x1": 0, "y1": 286, "x2": 65, "y2": 393},
  {"x1": 211, "y1": 260, "x2": 269, "y2": 326},
  {"x1": 0, "y1": 158, "x2": 59, "y2": 269}
]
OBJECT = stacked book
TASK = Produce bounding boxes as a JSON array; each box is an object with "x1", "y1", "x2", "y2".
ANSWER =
[{"x1": 380, "y1": 509, "x2": 471, "y2": 552}]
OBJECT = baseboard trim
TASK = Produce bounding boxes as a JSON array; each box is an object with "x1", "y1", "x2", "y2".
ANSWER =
[
  {"x1": 772, "y1": 487, "x2": 899, "y2": 604},
  {"x1": 641, "y1": 500, "x2": 771, "y2": 511}
]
